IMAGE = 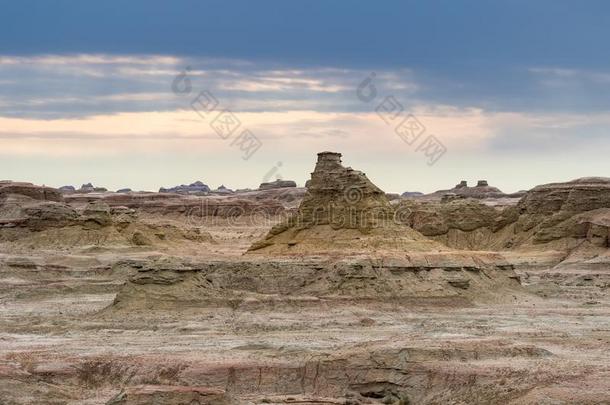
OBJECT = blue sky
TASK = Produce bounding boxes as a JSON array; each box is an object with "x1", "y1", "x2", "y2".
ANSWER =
[{"x1": 0, "y1": 1, "x2": 609, "y2": 193}]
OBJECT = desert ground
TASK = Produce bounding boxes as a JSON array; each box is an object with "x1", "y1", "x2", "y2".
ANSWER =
[{"x1": 0, "y1": 152, "x2": 608, "y2": 404}]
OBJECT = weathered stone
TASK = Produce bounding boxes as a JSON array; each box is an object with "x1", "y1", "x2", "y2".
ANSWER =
[
  {"x1": 79, "y1": 201, "x2": 112, "y2": 227},
  {"x1": 106, "y1": 385, "x2": 233, "y2": 405},
  {"x1": 518, "y1": 177, "x2": 610, "y2": 215},
  {"x1": 59, "y1": 185, "x2": 76, "y2": 193},
  {"x1": 394, "y1": 177, "x2": 610, "y2": 252},
  {"x1": 210, "y1": 185, "x2": 234, "y2": 195},
  {"x1": 401, "y1": 191, "x2": 424, "y2": 198},
  {"x1": 131, "y1": 231, "x2": 152, "y2": 246},
  {"x1": 111, "y1": 206, "x2": 138, "y2": 224},
  {"x1": 426, "y1": 180, "x2": 506, "y2": 199},
  {"x1": 78, "y1": 183, "x2": 95, "y2": 193},
  {"x1": 248, "y1": 151, "x2": 444, "y2": 254},
  {"x1": 259, "y1": 179, "x2": 297, "y2": 190},
  {"x1": 0, "y1": 182, "x2": 63, "y2": 202},
  {"x1": 159, "y1": 181, "x2": 210, "y2": 194}
]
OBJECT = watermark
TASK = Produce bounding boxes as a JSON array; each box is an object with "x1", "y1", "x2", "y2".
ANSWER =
[
  {"x1": 172, "y1": 67, "x2": 262, "y2": 160},
  {"x1": 356, "y1": 72, "x2": 446, "y2": 165},
  {"x1": 261, "y1": 161, "x2": 284, "y2": 183},
  {"x1": 343, "y1": 185, "x2": 364, "y2": 205}
]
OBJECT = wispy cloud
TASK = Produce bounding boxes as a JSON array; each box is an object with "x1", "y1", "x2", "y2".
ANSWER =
[
  {"x1": 1, "y1": 54, "x2": 609, "y2": 177},
  {"x1": 3, "y1": 106, "x2": 609, "y2": 159},
  {"x1": 529, "y1": 66, "x2": 610, "y2": 85},
  {"x1": 0, "y1": 54, "x2": 181, "y2": 66},
  {"x1": 0, "y1": 54, "x2": 422, "y2": 119}
]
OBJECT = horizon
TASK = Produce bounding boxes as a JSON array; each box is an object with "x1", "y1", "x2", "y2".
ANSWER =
[{"x1": 4, "y1": 158, "x2": 603, "y2": 195}]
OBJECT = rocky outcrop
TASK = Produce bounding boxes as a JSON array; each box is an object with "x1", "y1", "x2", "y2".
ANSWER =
[
  {"x1": 452, "y1": 183, "x2": 504, "y2": 199},
  {"x1": 210, "y1": 185, "x2": 233, "y2": 195},
  {"x1": 394, "y1": 177, "x2": 610, "y2": 252},
  {"x1": 63, "y1": 192, "x2": 286, "y2": 219},
  {"x1": 79, "y1": 201, "x2": 114, "y2": 227},
  {"x1": 0, "y1": 198, "x2": 79, "y2": 231},
  {"x1": 79, "y1": 183, "x2": 95, "y2": 193},
  {"x1": 259, "y1": 179, "x2": 297, "y2": 190},
  {"x1": 76, "y1": 183, "x2": 108, "y2": 193},
  {"x1": 159, "y1": 181, "x2": 210, "y2": 195},
  {"x1": 112, "y1": 252, "x2": 524, "y2": 310},
  {"x1": 0, "y1": 181, "x2": 63, "y2": 202},
  {"x1": 402, "y1": 191, "x2": 424, "y2": 197},
  {"x1": 0, "y1": 197, "x2": 125, "y2": 232},
  {"x1": 248, "y1": 152, "x2": 449, "y2": 255},
  {"x1": 512, "y1": 177, "x2": 610, "y2": 246},
  {"x1": 0, "y1": 193, "x2": 213, "y2": 249},
  {"x1": 116, "y1": 188, "x2": 132, "y2": 193},
  {"x1": 424, "y1": 180, "x2": 513, "y2": 200},
  {"x1": 517, "y1": 177, "x2": 610, "y2": 215},
  {"x1": 296, "y1": 151, "x2": 392, "y2": 230},
  {"x1": 394, "y1": 199, "x2": 509, "y2": 250},
  {"x1": 398, "y1": 199, "x2": 500, "y2": 237},
  {"x1": 59, "y1": 185, "x2": 76, "y2": 193},
  {"x1": 106, "y1": 385, "x2": 233, "y2": 405}
]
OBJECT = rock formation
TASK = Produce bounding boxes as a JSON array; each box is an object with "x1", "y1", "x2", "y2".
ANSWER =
[
  {"x1": 210, "y1": 185, "x2": 233, "y2": 195},
  {"x1": 63, "y1": 191, "x2": 286, "y2": 219},
  {"x1": 79, "y1": 182, "x2": 95, "y2": 193},
  {"x1": 106, "y1": 385, "x2": 233, "y2": 405},
  {"x1": 0, "y1": 182, "x2": 212, "y2": 249},
  {"x1": 394, "y1": 177, "x2": 610, "y2": 253},
  {"x1": 159, "y1": 181, "x2": 210, "y2": 195},
  {"x1": 423, "y1": 180, "x2": 517, "y2": 200},
  {"x1": 248, "y1": 152, "x2": 448, "y2": 254},
  {"x1": 0, "y1": 181, "x2": 63, "y2": 202},
  {"x1": 74, "y1": 182, "x2": 108, "y2": 193},
  {"x1": 395, "y1": 198, "x2": 506, "y2": 250},
  {"x1": 2, "y1": 169, "x2": 609, "y2": 405},
  {"x1": 401, "y1": 191, "x2": 424, "y2": 197},
  {"x1": 511, "y1": 177, "x2": 610, "y2": 247},
  {"x1": 259, "y1": 179, "x2": 297, "y2": 190},
  {"x1": 518, "y1": 177, "x2": 610, "y2": 215},
  {"x1": 59, "y1": 185, "x2": 76, "y2": 193}
]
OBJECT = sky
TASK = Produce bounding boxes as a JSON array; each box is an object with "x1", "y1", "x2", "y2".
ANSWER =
[{"x1": 1, "y1": 0, "x2": 609, "y2": 193}]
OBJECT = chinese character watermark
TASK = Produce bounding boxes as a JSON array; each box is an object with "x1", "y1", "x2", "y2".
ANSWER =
[
  {"x1": 172, "y1": 67, "x2": 262, "y2": 161},
  {"x1": 356, "y1": 72, "x2": 446, "y2": 165}
]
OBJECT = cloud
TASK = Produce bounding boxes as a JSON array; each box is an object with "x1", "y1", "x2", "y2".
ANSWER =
[
  {"x1": 218, "y1": 77, "x2": 348, "y2": 93},
  {"x1": 1, "y1": 53, "x2": 609, "y2": 170},
  {"x1": 4, "y1": 105, "x2": 608, "y2": 160},
  {"x1": 0, "y1": 54, "x2": 181, "y2": 66},
  {"x1": 529, "y1": 67, "x2": 610, "y2": 84},
  {"x1": 0, "y1": 54, "x2": 422, "y2": 119}
]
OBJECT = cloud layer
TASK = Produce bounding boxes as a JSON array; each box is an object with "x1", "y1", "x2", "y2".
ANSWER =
[{"x1": 0, "y1": 53, "x2": 608, "y2": 193}]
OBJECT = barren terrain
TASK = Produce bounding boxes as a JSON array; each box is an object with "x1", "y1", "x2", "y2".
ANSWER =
[{"x1": 0, "y1": 153, "x2": 609, "y2": 404}]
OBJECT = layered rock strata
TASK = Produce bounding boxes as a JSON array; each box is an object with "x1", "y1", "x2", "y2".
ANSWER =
[
  {"x1": 248, "y1": 152, "x2": 444, "y2": 254},
  {"x1": 259, "y1": 179, "x2": 297, "y2": 190}
]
